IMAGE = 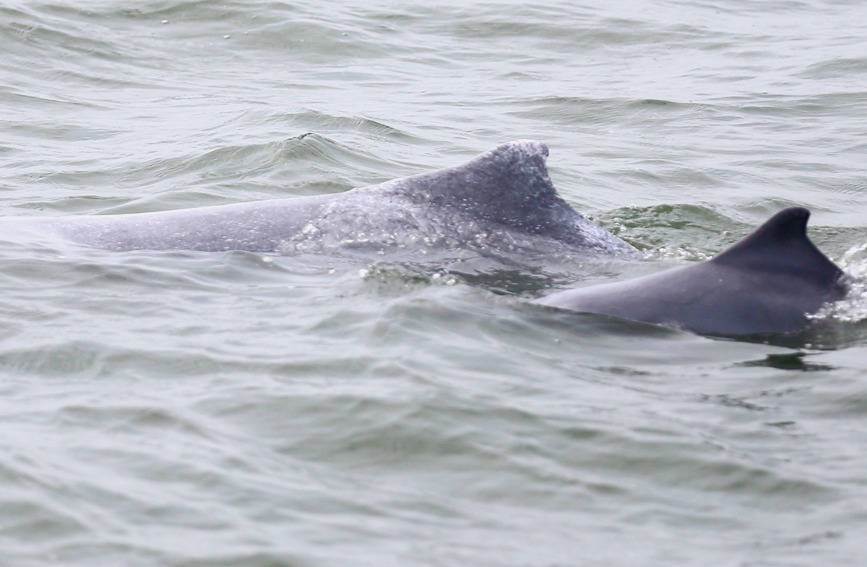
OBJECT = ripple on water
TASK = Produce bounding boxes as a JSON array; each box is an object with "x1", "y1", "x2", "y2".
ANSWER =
[{"x1": 1, "y1": 0, "x2": 867, "y2": 565}]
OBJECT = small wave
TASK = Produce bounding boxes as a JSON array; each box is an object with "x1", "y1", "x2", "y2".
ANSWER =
[
  {"x1": 601, "y1": 204, "x2": 737, "y2": 259},
  {"x1": 812, "y1": 242, "x2": 867, "y2": 324}
]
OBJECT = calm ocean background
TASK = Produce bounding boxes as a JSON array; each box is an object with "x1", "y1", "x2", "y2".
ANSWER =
[{"x1": 1, "y1": 1, "x2": 866, "y2": 565}]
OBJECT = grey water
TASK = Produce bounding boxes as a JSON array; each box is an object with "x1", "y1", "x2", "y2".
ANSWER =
[{"x1": 1, "y1": 1, "x2": 866, "y2": 565}]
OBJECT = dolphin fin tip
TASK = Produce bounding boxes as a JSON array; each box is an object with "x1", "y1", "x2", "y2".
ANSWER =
[{"x1": 486, "y1": 140, "x2": 550, "y2": 163}]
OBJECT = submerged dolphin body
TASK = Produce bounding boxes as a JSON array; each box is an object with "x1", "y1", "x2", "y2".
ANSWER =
[
  {"x1": 535, "y1": 208, "x2": 848, "y2": 336},
  {"x1": 1, "y1": 141, "x2": 634, "y2": 258}
]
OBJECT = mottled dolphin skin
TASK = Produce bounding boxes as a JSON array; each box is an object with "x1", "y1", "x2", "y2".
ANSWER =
[
  {"x1": 1, "y1": 141, "x2": 635, "y2": 257},
  {"x1": 535, "y1": 208, "x2": 848, "y2": 336}
]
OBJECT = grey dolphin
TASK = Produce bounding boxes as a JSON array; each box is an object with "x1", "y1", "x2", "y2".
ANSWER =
[
  {"x1": 535, "y1": 207, "x2": 848, "y2": 336},
  {"x1": 1, "y1": 141, "x2": 634, "y2": 257}
]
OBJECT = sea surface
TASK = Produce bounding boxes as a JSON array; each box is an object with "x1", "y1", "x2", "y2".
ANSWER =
[{"x1": 1, "y1": 1, "x2": 866, "y2": 565}]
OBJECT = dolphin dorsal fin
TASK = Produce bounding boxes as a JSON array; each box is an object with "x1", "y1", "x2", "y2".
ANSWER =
[
  {"x1": 396, "y1": 140, "x2": 574, "y2": 230},
  {"x1": 712, "y1": 207, "x2": 844, "y2": 285},
  {"x1": 379, "y1": 140, "x2": 634, "y2": 253},
  {"x1": 403, "y1": 140, "x2": 557, "y2": 204}
]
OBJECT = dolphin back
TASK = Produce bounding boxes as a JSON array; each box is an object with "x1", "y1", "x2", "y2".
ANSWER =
[
  {"x1": 1, "y1": 141, "x2": 635, "y2": 258},
  {"x1": 536, "y1": 207, "x2": 848, "y2": 336}
]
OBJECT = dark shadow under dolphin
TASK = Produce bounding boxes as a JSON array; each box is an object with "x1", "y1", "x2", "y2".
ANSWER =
[
  {"x1": 0, "y1": 141, "x2": 635, "y2": 259},
  {"x1": 535, "y1": 207, "x2": 849, "y2": 336}
]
